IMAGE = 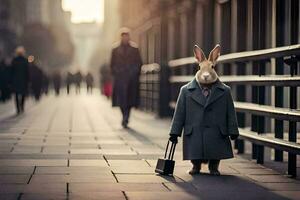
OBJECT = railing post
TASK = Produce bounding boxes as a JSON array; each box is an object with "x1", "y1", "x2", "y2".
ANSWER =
[
  {"x1": 274, "y1": 57, "x2": 284, "y2": 162},
  {"x1": 252, "y1": 59, "x2": 266, "y2": 164},
  {"x1": 159, "y1": 65, "x2": 171, "y2": 117},
  {"x1": 235, "y1": 62, "x2": 246, "y2": 154},
  {"x1": 285, "y1": 56, "x2": 298, "y2": 177}
]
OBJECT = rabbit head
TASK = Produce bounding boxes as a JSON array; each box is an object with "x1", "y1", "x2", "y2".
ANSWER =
[{"x1": 194, "y1": 44, "x2": 221, "y2": 84}]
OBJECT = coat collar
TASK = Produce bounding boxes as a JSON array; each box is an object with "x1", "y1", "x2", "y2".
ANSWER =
[{"x1": 187, "y1": 78, "x2": 226, "y2": 107}]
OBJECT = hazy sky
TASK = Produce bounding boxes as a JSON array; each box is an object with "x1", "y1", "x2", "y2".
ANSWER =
[{"x1": 62, "y1": 0, "x2": 104, "y2": 24}]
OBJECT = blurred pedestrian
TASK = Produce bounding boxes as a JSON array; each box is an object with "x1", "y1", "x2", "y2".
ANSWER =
[
  {"x1": 110, "y1": 27, "x2": 143, "y2": 128},
  {"x1": 85, "y1": 72, "x2": 94, "y2": 94},
  {"x1": 42, "y1": 73, "x2": 49, "y2": 95},
  {"x1": 74, "y1": 71, "x2": 82, "y2": 94},
  {"x1": 66, "y1": 72, "x2": 73, "y2": 95},
  {"x1": 0, "y1": 57, "x2": 12, "y2": 102},
  {"x1": 11, "y1": 46, "x2": 29, "y2": 114},
  {"x1": 28, "y1": 56, "x2": 43, "y2": 101},
  {"x1": 100, "y1": 64, "x2": 112, "y2": 99},
  {"x1": 52, "y1": 71, "x2": 61, "y2": 96}
]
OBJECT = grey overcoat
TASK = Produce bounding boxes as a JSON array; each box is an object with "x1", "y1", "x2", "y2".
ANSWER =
[{"x1": 170, "y1": 78, "x2": 239, "y2": 160}]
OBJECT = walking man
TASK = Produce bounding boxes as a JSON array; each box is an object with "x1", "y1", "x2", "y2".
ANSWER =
[
  {"x1": 11, "y1": 46, "x2": 29, "y2": 114},
  {"x1": 110, "y1": 28, "x2": 143, "y2": 128}
]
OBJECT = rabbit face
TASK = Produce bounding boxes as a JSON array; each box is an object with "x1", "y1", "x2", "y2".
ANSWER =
[{"x1": 194, "y1": 44, "x2": 221, "y2": 84}]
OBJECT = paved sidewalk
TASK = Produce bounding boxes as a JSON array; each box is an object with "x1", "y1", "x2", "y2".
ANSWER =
[{"x1": 0, "y1": 92, "x2": 299, "y2": 200}]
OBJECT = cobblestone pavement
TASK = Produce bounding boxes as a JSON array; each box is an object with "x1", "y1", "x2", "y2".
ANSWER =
[{"x1": 0, "y1": 92, "x2": 299, "y2": 200}]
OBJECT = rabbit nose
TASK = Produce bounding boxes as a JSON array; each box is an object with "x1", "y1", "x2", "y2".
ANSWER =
[{"x1": 202, "y1": 72, "x2": 210, "y2": 79}]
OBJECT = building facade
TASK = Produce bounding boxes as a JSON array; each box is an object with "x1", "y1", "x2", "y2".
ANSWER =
[{"x1": 119, "y1": 0, "x2": 299, "y2": 65}]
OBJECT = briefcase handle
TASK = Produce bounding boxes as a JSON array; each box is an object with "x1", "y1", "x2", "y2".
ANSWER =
[{"x1": 164, "y1": 140, "x2": 176, "y2": 160}]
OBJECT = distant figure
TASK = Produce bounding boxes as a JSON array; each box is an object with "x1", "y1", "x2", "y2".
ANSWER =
[
  {"x1": 85, "y1": 72, "x2": 94, "y2": 94},
  {"x1": 11, "y1": 46, "x2": 29, "y2": 114},
  {"x1": 42, "y1": 73, "x2": 49, "y2": 95},
  {"x1": 100, "y1": 64, "x2": 112, "y2": 99},
  {"x1": 66, "y1": 72, "x2": 73, "y2": 94},
  {"x1": 110, "y1": 28, "x2": 142, "y2": 128},
  {"x1": 74, "y1": 71, "x2": 82, "y2": 94},
  {"x1": 0, "y1": 58, "x2": 12, "y2": 102},
  {"x1": 52, "y1": 71, "x2": 61, "y2": 96},
  {"x1": 28, "y1": 56, "x2": 43, "y2": 101}
]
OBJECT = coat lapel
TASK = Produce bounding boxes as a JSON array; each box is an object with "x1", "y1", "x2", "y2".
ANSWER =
[
  {"x1": 205, "y1": 80, "x2": 226, "y2": 107},
  {"x1": 187, "y1": 79, "x2": 206, "y2": 107}
]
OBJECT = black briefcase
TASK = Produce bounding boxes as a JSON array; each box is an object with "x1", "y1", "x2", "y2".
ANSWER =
[{"x1": 155, "y1": 140, "x2": 176, "y2": 175}]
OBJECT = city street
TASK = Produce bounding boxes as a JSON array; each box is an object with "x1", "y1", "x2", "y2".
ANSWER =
[{"x1": 0, "y1": 91, "x2": 299, "y2": 200}]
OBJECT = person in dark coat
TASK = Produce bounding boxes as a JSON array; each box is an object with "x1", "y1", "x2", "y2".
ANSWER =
[
  {"x1": 74, "y1": 71, "x2": 82, "y2": 94},
  {"x1": 169, "y1": 45, "x2": 239, "y2": 176},
  {"x1": 85, "y1": 72, "x2": 94, "y2": 94},
  {"x1": 42, "y1": 73, "x2": 49, "y2": 95},
  {"x1": 52, "y1": 71, "x2": 61, "y2": 96},
  {"x1": 66, "y1": 72, "x2": 73, "y2": 94},
  {"x1": 0, "y1": 58, "x2": 12, "y2": 102},
  {"x1": 11, "y1": 46, "x2": 29, "y2": 114},
  {"x1": 28, "y1": 56, "x2": 43, "y2": 101},
  {"x1": 110, "y1": 27, "x2": 143, "y2": 128}
]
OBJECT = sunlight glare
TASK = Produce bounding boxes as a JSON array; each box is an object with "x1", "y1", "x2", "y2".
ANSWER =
[{"x1": 62, "y1": 0, "x2": 104, "y2": 24}]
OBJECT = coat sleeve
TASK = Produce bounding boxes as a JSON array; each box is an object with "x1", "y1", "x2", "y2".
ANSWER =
[
  {"x1": 110, "y1": 49, "x2": 117, "y2": 76},
  {"x1": 226, "y1": 88, "x2": 239, "y2": 137},
  {"x1": 169, "y1": 87, "x2": 186, "y2": 137},
  {"x1": 136, "y1": 48, "x2": 142, "y2": 70}
]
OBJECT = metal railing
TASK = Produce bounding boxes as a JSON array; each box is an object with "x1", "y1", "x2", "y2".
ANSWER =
[
  {"x1": 167, "y1": 44, "x2": 300, "y2": 177},
  {"x1": 139, "y1": 63, "x2": 160, "y2": 113},
  {"x1": 139, "y1": 44, "x2": 300, "y2": 177}
]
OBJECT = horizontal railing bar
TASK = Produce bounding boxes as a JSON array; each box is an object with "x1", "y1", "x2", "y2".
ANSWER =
[
  {"x1": 169, "y1": 75, "x2": 300, "y2": 86},
  {"x1": 239, "y1": 128, "x2": 300, "y2": 155},
  {"x1": 168, "y1": 44, "x2": 300, "y2": 67},
  {"x1": 234, "y1": 102, "x2": 300, "y2": 121},
  {"x1": 169, "y1": 101, "x2": 300, "y2": 121}
]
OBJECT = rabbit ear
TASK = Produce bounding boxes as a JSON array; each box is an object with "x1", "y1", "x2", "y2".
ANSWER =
[
  {"x1": 194, "y1": 45, "x2": 206, "y2": 63},
  {"x1": 208, "y1": 44, "x2": 221, "y2": 64}
]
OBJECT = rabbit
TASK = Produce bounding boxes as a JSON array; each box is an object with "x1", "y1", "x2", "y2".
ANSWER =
[
  {"x1": 194, "y1": 44, "x2": 220, "y2": 85},
  {"x1": 169, "y1": 44, "x2": 239, "y2": 176}
]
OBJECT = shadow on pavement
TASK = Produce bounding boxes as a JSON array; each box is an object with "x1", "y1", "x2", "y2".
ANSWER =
[
  {"x1": 0, "y1": 113, "x2": 26, "y2": 132},
  {"x1": 156, "y1": 172, "x2": 291, "y2": 200},
  {"x1": 124, "y1": 127, "x2": 157, "y2": 146}
]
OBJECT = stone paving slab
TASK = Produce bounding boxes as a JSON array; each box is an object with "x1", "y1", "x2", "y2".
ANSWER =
[
  {"x1": 35, "y1": 166, "x2": 111, "y2": 175},
  {"x1": 69, "y1": 183, "x2": 168, "y2": 192},
  {"x1": 0, "y1": 166, "x2": 34, "y2": 174},
  {"x1": 115, "y1": 174, "x2": 184, "y2": 183},
  {"x1": 0, "y1": 159, "x2": 67, "y2": 166},
  {"x1": 110, "y1": 166, "x2": 154, "y2": 174},
  {"x1": 68, "y1": 192, "x2": 125, "y2": 200},
  {"x1": 69, "y1": 159, "x2": 107, "y2": 167},
  {"x1": 0, "y1": 175, "x2": 30, "y2": 184},
  {"x1": 21, "y1": 193, "x2": 67, "y2": 200},
  {"x1": 0, "y1": 183, "x2": 66, "y2": 194},
  {"x1": 107, "y1": 160, "x2": 150, "y2": 167},
  {"x1": 0, "y1": 194, "x2": 19, "y2": 200},
  {"x1": 30, "y1": 174, "x2": 116, "y2": 184}
]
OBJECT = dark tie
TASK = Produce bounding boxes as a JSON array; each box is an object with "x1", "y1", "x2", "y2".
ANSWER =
[{"x1": 202, "y1": 88, "x2": 210, "y2": 98}]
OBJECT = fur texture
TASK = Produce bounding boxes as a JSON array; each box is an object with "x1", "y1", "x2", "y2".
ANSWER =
[{"x1": 194, "y1": 45, "x2": 221, "y2": 85}]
